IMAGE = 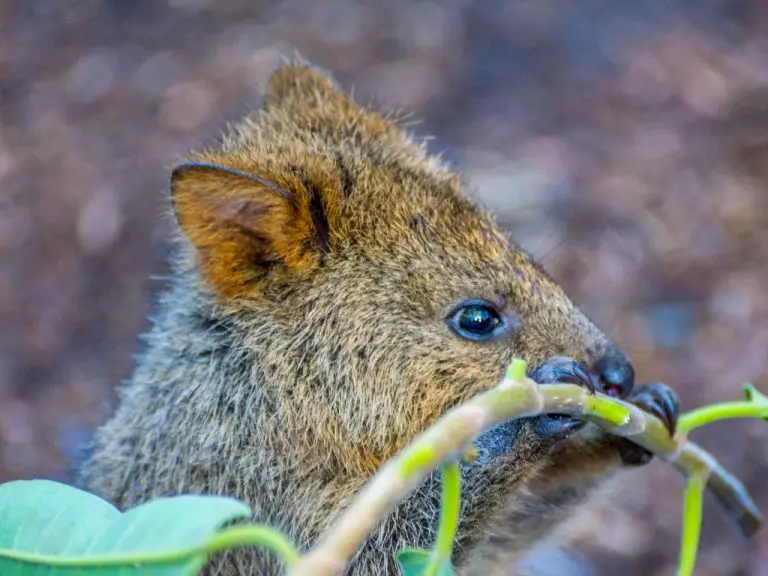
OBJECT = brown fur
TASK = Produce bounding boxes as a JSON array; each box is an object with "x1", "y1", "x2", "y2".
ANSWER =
[{"x1": 80, "y1": 62, "x2": 637, "y2": 575}]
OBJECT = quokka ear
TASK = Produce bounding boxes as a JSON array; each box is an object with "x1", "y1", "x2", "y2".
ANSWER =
[
  {"x1": 260, "y1": 63, "x2": 409, "y2": 144},
  {"x1": 262, "y1": 63, "x2": 350, "y2": 114},
  {"x1": 170, "y1": 160, "x2": 341, "y2": 298}
]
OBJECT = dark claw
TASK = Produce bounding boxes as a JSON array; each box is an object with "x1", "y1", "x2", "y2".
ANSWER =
[
  {"x1": 528, "y1": 356, "x2": 597, "y2": 394},
  {"x1": 528, "y1": 357, "x2": 596, "y2": 442},
  {"x1": 616, "y1": 441, "x2": 654, "y2": 466},
  {"x1": 618, "y1": 382, "x2": 681, "y2": 466},
  {"x1": 631, "y1": 382, "x2": 680, "y2": 436}
]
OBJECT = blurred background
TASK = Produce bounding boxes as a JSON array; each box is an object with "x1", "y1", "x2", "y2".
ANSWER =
[{"x1": 1, "y1": 0, "x2": 768, "y2": 574}]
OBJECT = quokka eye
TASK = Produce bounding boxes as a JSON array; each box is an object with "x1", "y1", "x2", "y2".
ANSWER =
[{"x1": 446, "y1": 299, "x2": 512, "y2": 342}]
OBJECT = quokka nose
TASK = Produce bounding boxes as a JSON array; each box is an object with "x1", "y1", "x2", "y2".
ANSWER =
[{"x1": 592, "y1": 349, "x2": 635, "y2": 399}]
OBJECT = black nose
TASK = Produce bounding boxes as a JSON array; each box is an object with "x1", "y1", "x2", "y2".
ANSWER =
[{"x1": 592, "y1": 349, "x2": 635, "y2": 399}]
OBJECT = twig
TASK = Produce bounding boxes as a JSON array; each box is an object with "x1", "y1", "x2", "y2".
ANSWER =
[
  {"x1": 679, "y1": 469, "x2": 707, "y2": 576},
  {"x1": 290, "y1": 363, "x2": 763, "y2": 576},
  {"x1": 424, "y1": 462, "x2": 461, "y2": 576}
]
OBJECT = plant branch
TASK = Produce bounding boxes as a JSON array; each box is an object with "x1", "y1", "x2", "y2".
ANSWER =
[
  {"x1": 678, "y1": 471, "x2": 707, "y2": 576},
  {"x1": 204, "y1": 524, "x2": 300, "y2": 568},
  {"x1": 424, "y1": 462, "x2": 461, "y2": 576},
  {"x1": 290, "y1": 361, "x2": 764, "y2": 576},
  {"x1": 678, "y1": 384, "x2": 768, "y2": 433},
  {"x1": 0, "y1": 523, "x2": 300, "y2": 570}
]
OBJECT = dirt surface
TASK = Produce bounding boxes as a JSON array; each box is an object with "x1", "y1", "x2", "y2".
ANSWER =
[{"x1": 2, "y1": 1, "x2": 768, "y2": 574}]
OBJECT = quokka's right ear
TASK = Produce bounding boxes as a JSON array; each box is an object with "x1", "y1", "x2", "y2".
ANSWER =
[
  {"x1": 260, "y1": 63, "x2": 412, "y2": 145},
  {"x1": 262, "y1": 63, "x2": 350, "y2": 115},
  {"x1": 170, "y1": 158, "x2": 343, "y2": 298}
]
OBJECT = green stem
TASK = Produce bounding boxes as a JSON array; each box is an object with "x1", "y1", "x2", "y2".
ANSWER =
[
  {"x1": 678, "y1": 473, "x2": 707, "y2": 576},
  {"x1": 678, "y1": 401, "x2": 768, "y2": 434},
  {"x1": 401, "y1": 444, "x2": 437, "y2": 477},
  {"x1": 0, "y1": 523, "x2": 299, "y2": 569},
  {"x1": 585, "y1": 394, "x2": 632, "y2": 426},
  {"x1": 424, "y1": 462, "x2": 461, "y2": 576},
  {"x1": 505, "y1": 358, "x2": 528, "y2": 382},
  {"x1": 204, "y1": 524, "x2": 300, "y2": 567}
]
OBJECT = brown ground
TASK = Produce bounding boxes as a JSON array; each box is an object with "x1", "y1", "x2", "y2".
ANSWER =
[{"x1": 1, "y1": 1, "x2": 768, "y2": 574}]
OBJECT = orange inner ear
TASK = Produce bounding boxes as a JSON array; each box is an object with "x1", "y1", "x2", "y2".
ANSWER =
[{"x1": 170, "y1": 161, "x2": 327, "y2": 299}]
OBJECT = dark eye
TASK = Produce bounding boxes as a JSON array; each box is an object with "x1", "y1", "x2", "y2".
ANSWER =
[{"x1": 446, "y1": 299, "x2": 509, "y2": 342}]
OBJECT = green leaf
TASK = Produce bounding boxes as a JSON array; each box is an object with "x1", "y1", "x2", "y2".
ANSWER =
[
  {"x1": 0, "y1": 479, "x2": 252, "y2": 576},
  {"x1": 396, "y1": 548, "x2": 456, "y2": 576}
]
